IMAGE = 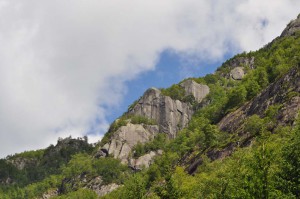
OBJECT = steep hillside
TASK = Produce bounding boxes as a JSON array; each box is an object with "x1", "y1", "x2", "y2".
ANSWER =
[{"x1": 0, "y1": 14, "x2": 299, "y2": 199}]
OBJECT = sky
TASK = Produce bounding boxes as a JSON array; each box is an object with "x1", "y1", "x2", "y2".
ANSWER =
[{"x1": 0, "y1": 0, "x2": 299, "y2": 158}]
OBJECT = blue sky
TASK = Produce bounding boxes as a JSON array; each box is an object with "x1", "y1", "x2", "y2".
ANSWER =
[{"x1": 0, "y1": 1, "x2": 300, "y2": 157}]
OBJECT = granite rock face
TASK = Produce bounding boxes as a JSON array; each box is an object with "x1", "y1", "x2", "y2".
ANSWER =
[
  {"x1": 281, "y1": 14, "x2": 300, "y2": 37},
  {"x1": 129, "y1": 150, "x2": 163, "y2": 170},
  {"x1": 180, "y1": 79, "x2": 210, "y2": 103},
  {"x1": 102, "y1": 123, "x2": 159, "y2": 164},
  {"x1": 128, "y1": 87, "x2": 193, "y2": 138}
]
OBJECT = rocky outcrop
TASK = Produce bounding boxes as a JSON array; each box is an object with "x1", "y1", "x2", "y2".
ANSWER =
[
  {"x1": 129, "y1": 150, "x2": 163, "y2": 170},
  {"x1": 281, "y1": 14, "x2": 300, "y2": 37},
  {"x1": 219, "y1": 56, "x2": 254, "y2": 79},
  {"x1": 180, "y1": 79, "x2": 210, "y2": 102},
  {"x1": 95, "y1": 183, "x2": 120, "y2": 197},
  {"x1": 230, "y1": 67, "x2": 245, "y2": 80},
  {"x1": 102, "y1": 123, "x2": 159, "y2": 164},
  {"x1": 227, "y1": 56, "x2": 254, "y2": 69},
  {"x1": 99, "y1": 80, "x2": 209, "y2": 167},
  {"x1": 128, "y1": 88, "x2": 193, "y2": 138},
  {"x1": 219, "y1": 66, "x2": 300, "y2": 133},
  {"x1": 84, "y1": 176, "x2": 120, "y2": 197}
]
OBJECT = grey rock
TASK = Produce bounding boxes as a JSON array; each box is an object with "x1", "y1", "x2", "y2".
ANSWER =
[
  {"x1": 129, "y1": 151, "x2": 160, "y2": 170},
  {"x1": 180, "y1": 79, "x2": 210, "y2": 102},
  {"x1": 96, "y1": 183, "x2": 120, "y2": 197},
  {"x1": 227, "y1": 56, "x2": 254, "y2": 69},
  {"x1": 84, "y1": 176, "x2": 120, "y2": 197},
  {"x1": 230, "y1": 67, "x2": 245, "y2": 80},
  {"x1": 128, "y1": 88, "x2": 193, "y2": 138},
  {"x1": 102, "y1": 123, "x2": 159, "y2": 164}
]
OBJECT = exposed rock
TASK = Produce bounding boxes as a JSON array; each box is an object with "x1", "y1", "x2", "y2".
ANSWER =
[
  {"x1": 129, "y1": 150, "x2": 162, "y2": 170},
  {"x1": 186, "y1": 67, "x2": 299, "y2": 175},
  {"x1": 85, "y1": 176, "x2": 103, "y2": 191},
  {"x1": 219, "y1": 56, "x2": 254, "y2": 79},
  {"x1": 85, "y1": 176, "x2": 119, "y2": 197},
  {"x1": 180, "y1": 79, "x2": 210, "y2": 102},
  {"x1": 281, "y1": 14, "x2": 300, "y2": 37},
  {"x1": 128, "y1": 87, "x2": 193, "y2": 138},
  {"x1": 219, "y1": 66, "x2": 300, "y2": 133},
  {"x1": 227, "y1": 56, "x2": 254, "y2": 69},
  {"x1": 96, "y1": 183, "x2": 120, "y2": 197},
  {"x1": 42, "y1": 189, "x2": 58, "y2": 199},
  {"x1": 101, "y1": 123, "x2": 159, "y2": 164},
  {"x1": 230, "y1": 67, "x2": 245, "y2": 80}
]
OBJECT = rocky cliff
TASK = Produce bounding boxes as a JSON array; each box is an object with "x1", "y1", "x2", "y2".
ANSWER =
[
  {"x1": 98, "y1": 80, "x2": 209, "y2": 167},
  {"x1": 127, "y1": 87, "x2": 193, "y2": 138}
]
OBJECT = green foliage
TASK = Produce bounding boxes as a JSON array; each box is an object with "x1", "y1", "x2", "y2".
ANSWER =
[
  {"x1": 9, "y1": 149, "x2": 44, "y2": 160},
  {"x1": 161, "y1": 84, "x2": 186, "y2": 101},
  {"x1": 62, "y1": 153, "x2": 93, "y2": 178},
  {"x1": 244, "y1": 115, "x2": 266, "y2": 136},
  {"x1": 93, "y1": 157, "x2": 128, "y2": 185},
  {"x1": 130, "y1": 115, "x2": 157, "y2": 125},
  {"x1": 225, "y1": 85, "x2": 247, "y2": 111},
  {"x1": 276, "y1": 116, "x2": 300, "y2": 197},
  {"x1": 132, "y1": 133, "x2": 167, "y2": 158}
]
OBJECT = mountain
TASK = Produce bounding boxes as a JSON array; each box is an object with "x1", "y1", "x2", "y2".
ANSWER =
[{"x1": 0, "y1": 14, "x2": 300, "y2": 199}]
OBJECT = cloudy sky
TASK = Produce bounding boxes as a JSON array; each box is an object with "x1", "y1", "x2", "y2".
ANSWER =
[{"x1": 0, "y1": 0, "x2": 299, "y2": 157}]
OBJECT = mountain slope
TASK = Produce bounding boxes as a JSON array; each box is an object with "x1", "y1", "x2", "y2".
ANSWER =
[{"x1": 0, "y1": 14, "x2": 299, "y2": 199}]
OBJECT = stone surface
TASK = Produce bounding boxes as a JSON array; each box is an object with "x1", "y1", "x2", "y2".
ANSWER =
[
  {"x1": 180, "y1": 79, "x2": 210, "y2": 103},
  {"x1": 101, "y1": 123, "x2": 159, "y2": 164},
  {"x1": 84, "y1": 176, "x2": 120, "y2": 197},
  {"x1": 42, "y1": 189, "x2": 58, "y2": 199},
  {"x1": 128, "y1": 87, "x2": 193, "y2": 138},
  {"x1": 281, "y1": 14, "x2": 300, "y2": 37},
  {"x1": 96, "y1": 183, "x2": 120, "y2": 197},
  {"x1": 230, "y1": 67, "x2": 245, "y2": 80},
  {"x1": 129, "y1": 151, "x2": 160, "y2": 170},
  {"x1": 219, "y1": 56, "x2": 254, "y2": 79}
]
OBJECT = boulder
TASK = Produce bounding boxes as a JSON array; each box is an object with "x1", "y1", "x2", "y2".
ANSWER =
[{"x1": 230, "y1": 67, "x2": 245, "y2": 80}]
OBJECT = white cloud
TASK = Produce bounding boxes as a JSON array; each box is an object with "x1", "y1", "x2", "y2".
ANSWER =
[{"x1": 0, "y1": 0, "x2": 299, "y2": 157}]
